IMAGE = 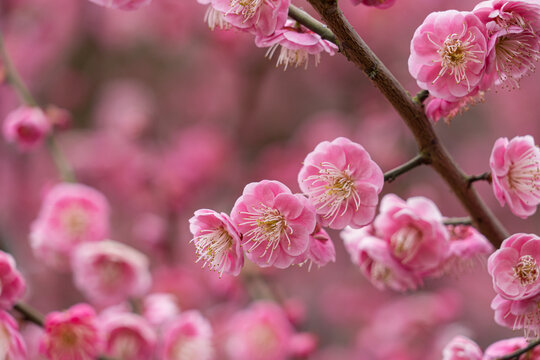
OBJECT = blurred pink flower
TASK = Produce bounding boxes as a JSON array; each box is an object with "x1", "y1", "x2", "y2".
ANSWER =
[
  {"x1": 483, "y1": 337, "x2": 534, "y2": 359},
  {"x1": 488, "y1": 233, "x2": 540, "y2": 300},
  {"x1": 231, "y1": 180, "x2": 316, "y2": 269},
  {"x1": 40, "y1": 303, "x2": 101, "y2": 360},
  {"x1": 88, "y1": 0, "x2": 152, "y2": 10},
  {"x1": 225, "y1": 301, "x2": 294, "y2": 360},
  {"x1": 298, "y1": 137, "x2": 384, "y2": 230},
  {"x1": 351, "y1": 0, "x2": 396, "y2": 9},
  {"x1": 30, "y1": 183, "x2": 110, "y2": 270},
  {"x1": 442, "y1": 225, "x2": 494, "y2": 274},
  {"x1": 142, "y1": 293, "x2": 180, "y2": 328},
  {"x1": 100, "y1": 312, "x2": 157, "y2": 360},
  {"x1": 161, "y1": 310, "x2": 214, "y2": 360},
  {"x1": 490, "y1": 135, "x2": 540, "y2": 218},
  {"x1": 257, "y1": 20, "x2": 338, "y2": 70},
  {"x1": 0, "y1": 311, "x2": 27, "y2": 360},
  {"x1": 72, "y1": 240, "x2": 151, "y2": 306},
  {"x1": 0, "y1": 251, "x2": 25, "y2": 309},
  {"x1": 2, "y1": 106, "x2": 51, "y2": 150},
  {"x1": 442, "y1": 335, "x2": 482, "y2": 360},
  {"x1": 189, "y1": 209, "x2": 244, "y2": 277},
  {"x1": 374, "y1": 194, "x2": 450, "y2": 276},
  {"x1": 408, "y1": 10, "x2": 489, "y2": 101}
]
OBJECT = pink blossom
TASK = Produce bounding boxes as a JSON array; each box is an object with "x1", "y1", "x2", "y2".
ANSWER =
[
  {"x1": 289, "y1": 332, "x2": 318, "y2": 358},
  {"x1": 295, "y1": 225, "x2": 336, "y2": 269},
  {"x1": 161, "y1": 310, "x2": 214, "y2": 360},
  {"x1": 425, "y1": 92, "x2": 484, "y2": 123},
  {"x1": 71, "y1": 240, "x2": 151, "y2": 305},
  {"x1": 212, "y1": 0, "x2": 290, "y2": 37},
  {"x1": 483, "y1": 337, "x2": 533, "y2": 359},
  {"x1": 231, "y1": 180, "x2": 316, "y2": 269},
  {"x1": 30, "y1": 183, "x2": 110, "y2": 270},
  {"x1": 350, "y1": 0, "x2": 396, "y2": 9},
  {"x1": 474, "y1": 0, "x2": 540, "y2": 87},
  {"x1": 88, "y1": 0, "x2": 152, "y2": 10},
  {"x1": 488, "y1": 233, "x2": 540, "y2": 300},
  {"x1": 2, "y1": 106, "x2": 51, "y2": 150},
  {"x1": 225, "y1": 301, "x2": 294, "y2": 360},
  {"x1": 408, "y1": 10, "x2": 489, "y2": 101},
  {"x1": 257, "y1": 20, "x2": 338, "y2": 70},
  {"x1": 341, "y1": 226, "x2": 422, "y2": 291},
  {"x1": 142, "y1": 293, "x2": 180, "y2": 328},
  {"x1": 442, "y1": 335, "x2": 483, "y2": 360},
  {"x1": 197, "y1": 0, "x2": 232, "y2": 31},
  {"x1": 0, "y1": 311, "x2": 27, "y2": 360},
  {"x1": 490, "y1": 135, "x2": 540, "y2": 218},
  {"x1": 40, "y1": 303, "x2": 101, "y2": 360},
  {"x1": 100, "y1": 312, "x2": 157, "y2": 360},
  {"x1": 189, "y1": 209, "x2": 244, "y2": 276},
  {"x1": 491, "y1": 294, "x2": 540, "y2": 337},
  {"x1": 0, "y1": 251, "x2": 26, "y2": 309},
  {"x1": 442, "y1": 225, "x2": 494, "y2": 274},
  {"x1": 373, "y1": 194, "x2": 450, "y2": 275},
  {"x1": 298, "y1": 137, "x2": 384, "y2": 230}
]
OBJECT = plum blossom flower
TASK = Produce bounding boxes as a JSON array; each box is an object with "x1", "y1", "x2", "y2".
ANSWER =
[
  {"x1": 142, "y1": 293, "x2": 180, "y2": 328},
  {"x1": 488, "y1": 233, "x2": 540, "y2": 300},
  {"x1": 442, "y1": 225, "x2": 494, "y2": 274},
  {"x1": 189, "y1": 209, "x2": 244, "y2": 277},
  {"x1": 483, "y1": 337, "x2": 537, "y2": 359},
  {"x1": 2, "y1": 106, "x2": 51, "y2": 151},
  {"x1": 197, "y1": 0, "x2": 231, "y2": 30},
  {"x1": 0, "y1": 251, "x2": 26, "y2": 310},
  {"x1": 298, "y1": 137, "x2": 384, "y2": 230},
  {"x1": 0, "y1": 311, "x2": 27, "y2": 360},
  {"x1": 373, "y1": 194, "x2": 450, "y2": 275},
  {"x1": 72, "y1": 240, "x2": 151, "y2": 306},
  {"x1": 474, "y1": 0, "x2": 540, "y2": 87},
  {"x1": 408, "y1": 10, "x2": 489, "y2": 101},
  {"x1": 87, "y1": 0, "x2": 152, "y2": 10},
  {"x1": 350, "y1": 0, "x2": 396, "y2": 8},
  {"x1": 341, "y1": 226, "x2": 422, "y2": 291},
  {"x1": 212, "y1": 0, "x2": 289, "y2": 37},
  {"x1": 30, "y1": 183, "x2": 110, "y2": 270},
  {"x1": 442, "y1": 335, "x2": 483, "y2": 360},
  {"x1": 425, "y1": 92, "x2": 484, "y2": 123},
  {"x1": 490, "y1": 135, "x2": 540, "y2": 218},
  {"x1": 161, "y1": 311, "x2": 214, "y2": 360},
  {"x1": 231, "y1": 180, "x2": 316, "y2": 269},
  {"x1": 257, "y1": 20, "x2": 338, "y2": 70},
  {"x1": 100, "y1": 312, "x2": 157, "y2": 360},
  {"x1": 295, "y1": 225, "x2": 336, "y2": 270},
  {"x1": 225, "y1": 301, "x2": 294, "y2": 360},
  {"x1": 39, "y1": 303, "x2": 101, "y2": 360},
  {"x1": 491, "y1": 294, "x2": 540, "y2": 337}
]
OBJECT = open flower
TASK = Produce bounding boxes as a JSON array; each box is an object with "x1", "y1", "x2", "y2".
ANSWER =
[
  {"x1": 298, "y1": 137, "x2": 384, "y2": 230},
  {"x1": 491, "y1": 293, "x2": 540, "y2": 337},
  {"x1": 231, "y1": 180, "x2": 316, "y2": 269},
  {"x1": 409, "y1": 10, "x2": 489, "y2": 101},
  {"x1": 189, "y1": 209, "x2": 244, "y2": 277},
  {"x1": 490, "y1": 135, "x2": 540, "y2": 218}
]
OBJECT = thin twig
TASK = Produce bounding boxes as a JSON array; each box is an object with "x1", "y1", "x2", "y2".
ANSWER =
[
  {"x1": 498, "y1": 338, "x2": 540, "y2": 360},
  {"x1": 467, "y1": 172, "x2": 492, "y2": 186},
  {"x1": 13, "y1": 302, "x2": 44, "y2": 327},
  {"x1": 305, "y1": 0, "x2": 509, "y2": 247},
  {"x1": 443, "y1": 217, "x2": 473, "y2": 226},
  {"x1": 288, "y1": 5, "x2": 337, "y2": 44},
  {"x1": 384, "y1": 154, "x2": 428, "y2": 183}
]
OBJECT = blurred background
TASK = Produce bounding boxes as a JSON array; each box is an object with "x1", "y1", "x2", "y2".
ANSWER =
[{"x1": 1, "y1": 0, "x2": 539, "y2": 358}]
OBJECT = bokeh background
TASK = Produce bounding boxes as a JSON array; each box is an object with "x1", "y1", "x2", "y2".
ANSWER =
[{"x1": 1, "y1": 0, "x2": 539, "y2": 358}]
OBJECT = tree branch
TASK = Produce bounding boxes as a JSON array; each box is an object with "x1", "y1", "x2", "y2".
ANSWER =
[
  {"x1": 288, "y1": 5, "x2": 337, "y2": 44},
  {"x1": 384, "y1": 154, "x2": 428, "y2": 183},
  {"x1": 443, "y1": 217, "x2": 473, "y2": 226},
  {"x1": 467, "y1": 172, "x2": 492, "y2": 186},
  {"x1": 304, "y1": 0, "x2": 508, "y2": 247},
  {"x1": 497, "y1": 338, "x2": 540, "y2": 360}
]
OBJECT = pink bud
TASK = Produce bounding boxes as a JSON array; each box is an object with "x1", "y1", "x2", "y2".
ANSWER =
[{"x1": 3, "y1": 106, "x2": 51, "y2": 151}]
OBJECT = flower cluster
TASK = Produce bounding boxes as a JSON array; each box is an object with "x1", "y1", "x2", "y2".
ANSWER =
[
  {"x1": 487, "y1": 233, "x2": 540, "y2": 337},
  {"x1": 190, "y1": 137, "x2": 383, "y2": 273},
  {"x1": 342, "y1": 194, "x2": 493, "y2": 291},
  {"x1": 409, "y1": 1, "x2": 540, "y2": 122},
  {"x1": 195, "y1": 0, "x2": 337, "y2": 69}
]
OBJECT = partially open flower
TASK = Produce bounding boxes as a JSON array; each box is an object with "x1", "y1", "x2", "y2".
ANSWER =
[{"x1": 3, "y1": 106, "x2": 51, "y2": 151}]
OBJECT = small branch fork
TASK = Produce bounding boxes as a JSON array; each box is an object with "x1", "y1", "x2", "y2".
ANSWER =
[
  {"x1": 288, "y1": 0, "x2": 509, "y2": 248},
  {"x1": 467, "y1": 172, "x2": 492, "y2": 186}
]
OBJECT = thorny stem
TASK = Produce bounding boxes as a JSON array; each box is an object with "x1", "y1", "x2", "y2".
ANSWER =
[
  {"x1": 497, "y1": 337, "x2": 540, "y2": 359},
  {"x1": 443, "y1": 217, "x2": 473, "y2": 226},
  {"x1": 296, "y1": 0, "x2": 509, "y2": 248},
  {"x1": 384, "y1": 154, "x2": 429, "y2": 183},
  {"x1": 0, "y1": 31, "x2": 76, "y2": 183}
]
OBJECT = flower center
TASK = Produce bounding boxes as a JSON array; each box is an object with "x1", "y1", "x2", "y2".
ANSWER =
[
  {"x1": 390, "y1": 226, "x2": 422, "y2": 263},
  {"x1": 61, "y1": 205, "x2": 89, "y2": 239},
  {"x1": 228, "y1": 0, "x2": 264, "y2": 21},
  {"x1": 495, "y1": 33, "x2": 540, "y2": 87},
  {"x1": 304, "y1": 162, "x2": 360, "y2": 222},
  {"x1": 193, "y1": 227, "x2": 233, "y2": 276},
  {"x1": 371, "y1": 261, "x2": 392, "y2": 284},
  {"x1": 508, "y1": 146, "x2": 540, "y2": 196},
  {"x1": 241, "y1": 205, "x2": 292, "y2": 260},
  {"x1": 430, "y1": 29, "x2": 483, "y2": 88},
  {"x1": 514, "y1": 255, "x2": 539, "y2": 286}
]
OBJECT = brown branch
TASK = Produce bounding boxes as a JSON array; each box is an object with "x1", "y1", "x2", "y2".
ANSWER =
[
  {"x1": 288, "y1": 5, "x2": 337, "y2": 43},
  {"x1": 304, "y1": 0, "x2": 508, "y2": 247},
  {"x1": 443, "y1": 217, "x2": 473, "y2": 226},
  {"x1": 497, "y1": 338, "x2": 540, "y2": 359},
  {"x1": 467, "y1": 172, "x2": 492, "y2": 186},
  {"x1": 384, "y1": 154, "x2": 428, "y2": 183}
]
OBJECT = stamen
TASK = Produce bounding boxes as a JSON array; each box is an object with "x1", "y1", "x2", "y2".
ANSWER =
[
  {"x1": 508, "y1": 147, "x2": 540, "y2": 199},
  {"x1": 227, "y1": 0, "x2": 264, "y2": 22},
  {"x1": 514, "y1": 255, "x2": 539, "y2": 286},
  {"x1": 192, "y1": 227, "x2": 233, "y2": 276}
]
